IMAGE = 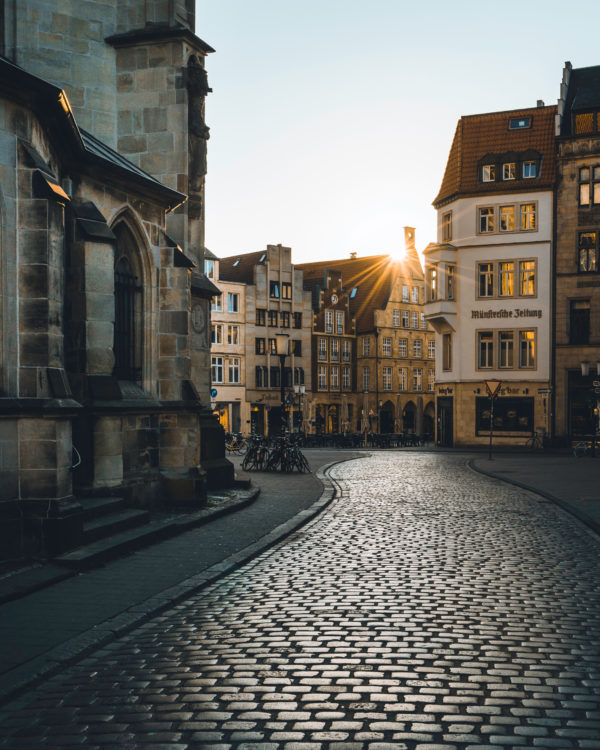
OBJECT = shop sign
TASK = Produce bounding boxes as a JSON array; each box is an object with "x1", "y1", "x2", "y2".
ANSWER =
[{"x1": 471, "y1": 308, "x2": 542, "y2": 320}]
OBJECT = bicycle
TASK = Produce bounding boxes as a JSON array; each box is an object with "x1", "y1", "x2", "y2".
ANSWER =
[
  {"x1": 225, "y1": 432, "x2": 246, "y2": 454},
  {"x1": 573, "y1": 440, "x2": 597, "y2": 458},
  {"x1": 525, "y1": 431, "x2": 544, "y2": 450}
]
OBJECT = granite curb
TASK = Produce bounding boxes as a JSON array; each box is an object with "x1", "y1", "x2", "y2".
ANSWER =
[
  {"x1": 468, "y1": 458, "x2": 600, "y2": 538},
  {"x1": 0, "y1": 458, "x2": 353, "y2": 707}
]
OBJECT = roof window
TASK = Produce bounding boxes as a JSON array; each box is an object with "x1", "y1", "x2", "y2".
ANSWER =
[
  {"x1": 350, "y1": 286, "x2": 358, "y2": 299},
  {"x1": 509, "y1": 117, "x2": 531, "y2": 130},
  {"x1": 259, "y1": 253, "x2": 267, "y2": 263},
  {"x1": 232, "y1": 258, "x2": 240, "y2": 267}
]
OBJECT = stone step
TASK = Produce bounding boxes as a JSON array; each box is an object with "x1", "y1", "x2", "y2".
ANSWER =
[
  {"x1": 80, "y1": 496, "x2": 126, "y2": 521},
  {"x1": 82, "y1": 509, "x2": 150, "y2": 545}
]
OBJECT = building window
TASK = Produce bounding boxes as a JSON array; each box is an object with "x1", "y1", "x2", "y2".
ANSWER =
[
  {"x1": 270, "y1": 366, "x2": 281, "y2": 387},
  {"x1": 482, "y1": 164, "x2": 495, "y2": 182},
  {"x1": 211, "y1": 356, "x2": 223, "y2": 383},
  {"x1": 256, "y1": 308, "x2": 266, "y2": 326},
  {"x1": 570, "y1": 300, "x2": 590, "y2": 345},
  {"x1": 255, "y1": 337, "x2": 265, "y2": 354},
  {"x1": 479, "y1": 206, "x2": 495, "y2": 233},
  {"x1": 413, "y1": 339, "x2": 422, "y2": 358},
  {"x1": 318, "y1": 366, "x2": 327, "y2": 390},
  {"x1": 362, "y1": 336, "x2": 370, "y2": 356},
  {"x1": 442, "y1": 212, "x2": 452, "y2": 242},
  {"x1": 318, "y1": 338, "x2": 327, "y2": 360},
  {"x1": 499, "y1": 331, "x2": 514, "y2": 368},
  {"x1": 282, "y1": 282, "x2": 292, "y2": 299},
  {"x1": 342, "y1": 339, "x2": 351, "y2": 361},
  {"x1": 293, "y1": 312, "x2": 302, "y2": 328},
  {"x1": 412, "y1": 311, "x2": 419, "y2": 329},
  {"x1": 502, "y1": 162, "x2": 515, "y2": 181},
  {"x1": 402, "y1": 285, "x2": 410, "y2": 302},
  {"x1": 393, "y1": 309, "x2": 400, "y2": 327},
  {"x1": 362, "y1": 366, "x2": 370, "y2": 390},
  {"x1": 280, "y1": 311, "x2": 290, "y2": 328},
  {"x1": 292, "y1": 339, "x2": 302, "y2": 356},
  {"x1": 330, "y1": 366, "x2": 339, "y2": 389},
  {"x1": 574, "y1": 111, "x2": 600, "y2": 135},
  {"x1": 428, "y1": 340, "x2": 435, "y2": 359},
  {"x1": 522, "y1": 161, "x2": 537, "y2": 178},
  {"x1": 579, "y1": 232, "x2": 598, "y2": 272},
  {"x1": 443, "y1": 333, "x2": 452, "y2": 371},
  {"x1": 411, "y1": 286, "x2": 419, "y2": 303},
  {"x1": 331, "y1": 338, "x2": 339, "y2": 361},
  {"x1": 228, "y1": 357, "x2": 240, "y2": 383},
  {"x1": 204, "y1": 259, "x2": 215, "y2": 278},
  {"x1": 255, "y1": 365, "x2": 267, "y2": 387},
  {"x1": 268, "y1": 310, "x2": 278, "y2": 327},
  {"x1": 519, "y1": 261, "x2": 536, "y2": 295},
  {"x1": 402, "y1": 310, "x2": 409, "y2": 328},
  {"x1": 478, "y1": 263, "x2": 494, "y2": 297},
  {"x1": 270, "y1": 281, "x2": 280, "y2": 298},
  {"x1": 342, "y1": 366, "x2": 351, "y2": 390},
  {"x1": 383, "y1": 337, "x2": 392, "y2": 356},
  {"x1": 428, "y1": 369, "x2": 435, "y2": 392},
  {"x1": 227, "y1": 325, "x2": 239, "y2": 345},
  {"x1": 510, "y1": 117, "x2": 531, "y2": 130},
  {"x1": 336, "y1": 311, "x2": 344, "y2": 334},
  {"x1": 520, "y1": 203, "x2": 536, "y2": 231},
  {"x1": 421, "y1": 313, "x2": 427, "y2": 330},
  {"x1": 399, "y1": 338, "x2": 408, "y2": 358},
  {"x1": 476, "y1": 396, "x2": 533, "y2": 433},
  {"x1": 446, "y1": 265, "x2": 455, "y2": 300},
  {"x1": 519, "y1": 330, "x2": 536, "y2": 368},
  {"x1": 294, "y1": 367, "x2": 305, "y2": 385},
  {"x1": 325, "y1": 310, "x2": 333, "y2": 334},
  {"x1": 211, "y1": 324, "x2": 223, "y2": 345},
  {"x1": 413, "y1": 368, "x2": 423, "y2": 391},
  {"x1": 500, "y1": 205, "x2": 515, "y2": 232},
  {"x1": 269, "y1": 338, "x2": 277, "y2": 354},
  {"x1": 227, "y1": 293, "x2": 239, "y2": 313},
  {"x1": 499, "y1": 262, "x2": 514, "y2": 297},
  {"x1": 211, "y1": 295, "x2": 222, "y2": 312},
  {"x1": 429, "y1": 267, "x2": 437, "y2": 301},
  {"x1": 478, "y1": 331, "x2": 494, "y2": 369},
  {"x1": 578, "y1": 166, "x2": 600, "y2": 206},
  {"x1": 383, "y1": 366, "x2": 392, "y2": 391},
  {"x1": 398, "y1": 367, "x2": 407, "y2": 391},
  {"x1": 113, "y1": 232, "x2": 143, "y2": 382}
]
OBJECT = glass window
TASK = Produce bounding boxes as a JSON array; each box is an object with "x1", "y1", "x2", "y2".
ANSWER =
[
  {"x1": 383, "y1": 337, "x2": 392, "y2": 356},
  {"x1": 499, "y1": 262, "x2": 514, "y2": 297},
  {"x1": 519, "y1": 330, "x2": 536, "y2": 368},
  {"x1": 482, "y1": 164, "x2": 495, "y2": 182},
  {"x1": 362, "y1": 336, "x2": 370, "y2": 356},
  {"x1": 499, "y1": 331, "x2": 514, "y2": 368},
  {"x1": 325, "y1": 310, "x2": 333, "y2": 333},
  {"x1": 293, "y1": 312, "x2": 302, "y2": 329},
  {"x1": 500, "y1": 205, "x2": 515, "y2": 232},
  {"x1": 362, "y1": 366, "x2": 370, "y2": 390},
  {"x1": 256, "y1": 308, "x2": 266, "y2": 326},
  {"x1": 331, "y1": 338, "x2": 339, "y2": 361},
  {"x1": 411, "y1": 286, "x2": 419, "y2": 302},
  {"x1": 402, "y1": 285, "x2": 410, "y2": 301},
  {"x1": 429, "y1": 267, "x2": 437, "y2": 301},
  {"x1": 383, "y1": 367, "x2": 392, "y2": 391},
  {"x1": 428, "y1": 340, "x2": 435, "y2": 359},
  {"x1": 318, "y1": 366, "x2": 327, "y2": 390},
  {"x1": 330, "y1": 366, "x2": 339, "y2": 389},
  {"x1": 402, "y1": 311, "x2": 409, "y2": 328},
  {"x1": 398, "y1": 367, "x2": 407, "y2": 391},
  {"x1": 446, "y1": 265, "x2": 455, "y2": 300},
  {"x1": 476, "y1": 396, "x2": 534, "y2": 433},
  {"x1": 292, "y1": 339, "x2": 302, "y2": 356},
  {"x1": 211, "y1": 324, "x2": 222, "y2": 345},
  {"x1": 227, "y1": 292, "x2": 239, "y2": 313},
  {"x1": 255, "y1": 337, "x2": 265, "y2": 355},
  {"x1": 479, "y1": 206, "x2": 494, "y2": 233},
  {"x1": 518, "y1": 260, "x2": 535, "y2": 295},
  {"x1": 342, "y1": 339, "x2": 351, "y2": 361},
  {"x1": 478, "y1": 263, "x2": 494, "y2": 297},
  {"x1": 443, "y1": 333, "x2": 452, "y2": 371},
  {"x1": 211, "y1": 295, "x2": 222, "y2": 312},
  {"x1": 204, "y1": 259, "x2": 214, "y2": 278},
  {"x1": 520, "y1": 203, "x2": 536, "y2": 231},
  {"x1": 442, "y1": 212, "x2": 452, "y2": 242},
  {"x1": 211, "y1": 356, "x2": 223, "y2": 383},
  {"x1": 336, "y1": 311, "x2": 344, "y2": 334},
  {"x1": 523, "y1": 161, "x2": 537, "y2": 178},
  {"x1": 428, "y1": 369, "x2": 435, "y2": 392},
  {"x1": 280, "y1": 311, "x2": 290, "y2": 328},
  {"x1": 269, "y1": 338, "x2": 277, "y2": 354},
  {"x1": 579, "y1": 232, "x2": 598, "y2": 273},
  {"x1": 412, "y1": 311, "x2": 419, "y2": 329},
  {"x1": 509, "y1": 117, "x2": 531, "y2": 130},
  {"x1": 318, "y1": 338, "x2": 327, "y2": 360},
  {"x1": 255, "y1": 365, "x2": 267, "y2": 388},
  {"x1": 413, "y1": 339, "x2": 422, "y2": 358},
  {"x1": 268, "y1": 310, "x2": 278, "y2": 327},
  {"x1": 503, "y1": 162, "x2": 515, "y2": 180},
  {"x1": 393, "y1": 309, "x2": 400, "y2": 327},
  {"x1": 570, "y1": 300, "x2": 590, "y2": 345},
  {"x1": 227, "y1": 325, "x2": 239, "y2": 345},
  {"x1": 228, "y1": 357, "x2": 240, "y2": 383},
  {"x1": 399, "y1": 338, "x2": 408, "y2": 358},
  {"x1": 413, "y1": 368, "x2": 423, "y2": 391},
  {"x1": 478, "y1": 331, "x2": 494, "y2": 368},
  {"x1": 269, "y1": 281, "x2": 280, "y2": 298},
  {"x1": 421, "y1": 313, "x2": 427, "y2": 329},
  {"x1": 282, "y1": 282, "x2": 292, "y2": 299},
  {"x1": 342, "y1": 366, "x2": 351, "y2": 389}
]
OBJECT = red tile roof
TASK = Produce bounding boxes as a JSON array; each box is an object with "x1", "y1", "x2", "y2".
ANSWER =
[{"x1": 434, "y1": 105, "x2": 557, "y2": 208}]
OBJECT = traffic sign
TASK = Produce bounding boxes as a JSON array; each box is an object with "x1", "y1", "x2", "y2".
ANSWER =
[
  {"x1": 210, "y1": 388, "x2": 217, "y2": 398},
  {"x1": 484, "y1": 379, "x2": 502, "y2": 398}
]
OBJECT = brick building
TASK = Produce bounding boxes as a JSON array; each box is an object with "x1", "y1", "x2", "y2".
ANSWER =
[{"x1": 0, "y1": 1, "x2": 231, "y2": 559}]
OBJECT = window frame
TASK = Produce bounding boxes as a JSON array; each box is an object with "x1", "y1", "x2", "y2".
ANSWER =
[
  {"x1": 442, "y1": 211, "x2": 452, "y2": 242},
  {"x1": 478, "y1": 206, "x2": 495, "y2": 233},
  {"x1": 255, "y1": 337, "x2": 266, "y2": 355},
  {"x1": 477, "y1": 259, "x2": 537, "y2": 300},
  {"x1": 281, "y1": 282, "x2": 292, "y2": 300},
  {"x1": 502, "y1": 162, "x2": 516, "y2": 181},
  {"x1": 482, "y1": 164, "x2": 496, "y2": 182},
  {"x1": 382, "y1": 337, "x2": 392, "y2": 357},
  {"x1": 227, "y1": 324, "x2": 239, "y2": 345},
  {"x1": 269, "y1": 280, "x2": 280, "y2": 299},
  {"x1": 227, "y1": 292, "x2": 239, "y2": 313},
  {"x1": 211, "y1": 355, "x2": 224, "y2": 383},
  {"x1": 578, "y1": 231, "x2": 599, "y2": 273},
  {"x1": 256, "y1": 308, "x2": 266, "y2": 326},
  {"x1": 211, "y1": 323, "x2": 223, "y2": 345},
  {"x1": 227, "y1": 357, "x2": 240, "y2": 384},
  {"x1": 382, "y1": 366, "x2": 392, "y2": 391},
  {"x1": 477, "y1": 330, "x2": 494, "y2": 370}
]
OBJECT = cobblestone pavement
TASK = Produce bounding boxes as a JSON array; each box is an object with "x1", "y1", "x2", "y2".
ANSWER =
[{"x1": 2, "y1": 452, "x2": 600, "y2": 749}]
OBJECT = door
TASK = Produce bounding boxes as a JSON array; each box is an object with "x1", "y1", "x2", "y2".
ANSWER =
[{"x1": 437, "y1": 396, "x2": 453, "y2": 447}]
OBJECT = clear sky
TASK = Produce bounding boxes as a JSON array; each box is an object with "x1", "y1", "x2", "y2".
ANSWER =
[{"x1": 197, "y1": 0, "x2": 600, "y2": 264}]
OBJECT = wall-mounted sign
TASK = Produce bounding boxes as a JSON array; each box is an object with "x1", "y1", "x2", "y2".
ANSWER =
[
  {"x1": 471, "y1": 308, "x2": 542, "y2": 320},
  {"x1": 210, "y1": 388, "x2": 217, "y2": 398}
]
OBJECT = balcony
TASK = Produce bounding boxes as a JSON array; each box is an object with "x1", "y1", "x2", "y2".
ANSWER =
[{"x1": 424, "y1": 298, "x2": 457, "y2": 333}]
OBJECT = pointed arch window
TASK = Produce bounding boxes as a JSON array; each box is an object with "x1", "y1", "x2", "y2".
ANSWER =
[{"x1": 113, "y1": 225, "x2": 143, "y2": 382}]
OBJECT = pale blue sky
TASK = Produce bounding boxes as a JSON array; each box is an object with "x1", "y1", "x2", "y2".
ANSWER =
[{"x1": 197, "y1": 0, "x2": 600, "y2": 263}]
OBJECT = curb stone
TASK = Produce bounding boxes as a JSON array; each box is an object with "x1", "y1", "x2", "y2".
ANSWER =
[{"x1": 0, "y1": 455, "x2": 362, "y2": 708}]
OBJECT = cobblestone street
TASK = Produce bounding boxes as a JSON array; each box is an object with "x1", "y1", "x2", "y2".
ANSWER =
[{"x1": 2, "y1": 452, "x2": 600, "y2": 749}]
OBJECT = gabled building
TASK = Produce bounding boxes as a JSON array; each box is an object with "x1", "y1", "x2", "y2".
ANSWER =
[
  {"x1": 554, "y1": 63, "x2": 600, "y2": 444},
  {"x1": 424, "y1": 103, "x2": 556, "y2": 447},
  {"x1": 298, "y1": 228, "x2": 435, "y2": 436}
]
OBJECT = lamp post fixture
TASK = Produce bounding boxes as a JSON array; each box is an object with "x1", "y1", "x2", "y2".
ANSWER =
[
  {"x1": 276, "y1": 333, "x2": 290, "y2": 434},
  {"x1": 580, "y1": 359, "x2": 600, "y2": 456}
]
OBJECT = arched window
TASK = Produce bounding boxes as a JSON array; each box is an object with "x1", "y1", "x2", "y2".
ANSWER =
[{"x1": 113, "y1": 225, "x2": 142, "y2": 382}]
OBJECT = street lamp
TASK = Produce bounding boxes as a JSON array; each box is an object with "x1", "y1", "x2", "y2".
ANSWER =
[
  {"x1": 276, "y1": 333, "x2": 290, "y2": 434},
  {"x1": 294, "y1": 384, "x2": 305, "y2": 434}
]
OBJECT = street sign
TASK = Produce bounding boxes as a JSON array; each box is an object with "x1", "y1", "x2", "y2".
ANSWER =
[
  {"x1": 210, "y1": 388, "x2": 218, "y2": 398},
  {"x1": 484, "y1": 379, "x2": 502, "y2": 398},
  {"x1": 537, "y1": 388, "x2": 552, "y2": 394}
]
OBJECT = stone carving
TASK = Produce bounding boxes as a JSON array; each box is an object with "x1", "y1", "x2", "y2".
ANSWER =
[{"x1": 187, "y1": 59, "x2": 211, "y2": 190}]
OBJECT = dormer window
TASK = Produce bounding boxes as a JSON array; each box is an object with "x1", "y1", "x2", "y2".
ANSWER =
[
  {"x1": 523, "y1": 161, "x2": 537, "y2": 179},
  {"x1": 350, "y1": 286, "x2": 358, "y2": 298},
  {"x1": 204, "y1": 259, "x2": 215, "y2": 278},
  {"x1": 482, "y1": 164, "x2": 495, "y2": 182},
  {"x1": 503, "y1": 162, "x2": 516, "y2": 181},
  {"x1": 509, "y1": 117, "x2": 531, "y2": 130}
]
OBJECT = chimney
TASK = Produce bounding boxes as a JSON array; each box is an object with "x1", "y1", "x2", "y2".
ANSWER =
[
  {"x1": 537, "y1": 99, "x2": 545, "y2": 107},
  {"x1": 404, "y1": 226, "x2": 416, "y2": 252},
  {"x1": 349, "y1": 251, "x2": 357, "y2": 259}
]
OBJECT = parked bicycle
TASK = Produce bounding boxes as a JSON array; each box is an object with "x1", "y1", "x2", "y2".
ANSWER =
[
  {"x1": 225, "y1": 432, "x2": 246, "y2": 454},
  {"x1": 573, "y1": 439, "x2": 597, "y2": 458},
  {"x1": 241, "y1": 434, "x2": 311, "y2": 473},
  {"x1": 525, "y1": 429, "x2": 545, "y2": 450}
]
